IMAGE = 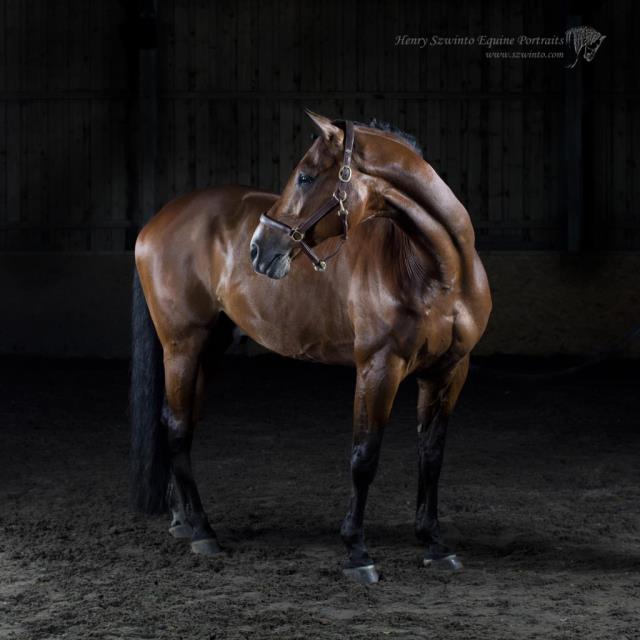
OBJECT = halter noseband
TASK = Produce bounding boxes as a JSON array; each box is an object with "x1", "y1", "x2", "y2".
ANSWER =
[{"x1": 259, "y1": 120, "x2": 355, "y2": 272}]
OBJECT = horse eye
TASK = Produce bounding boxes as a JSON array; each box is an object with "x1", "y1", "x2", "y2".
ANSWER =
[{"x1": 297, "y1": 172, "x2": 314, "y2": 186}]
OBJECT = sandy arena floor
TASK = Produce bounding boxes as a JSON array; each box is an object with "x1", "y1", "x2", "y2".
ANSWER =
[{"x1": 1, "y1": 355, "x2": 639, "y2": 639}]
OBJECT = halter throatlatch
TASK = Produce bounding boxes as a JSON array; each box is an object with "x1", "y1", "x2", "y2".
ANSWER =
[{"x1": 259, "y1": 120, "x2": 355, "y2": 272}]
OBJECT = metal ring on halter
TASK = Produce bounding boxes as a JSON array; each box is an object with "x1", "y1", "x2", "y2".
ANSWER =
[
  {"x1": 290, "y1": 229, "x2": 304, "y2": 242},
  {"x1": 338, "y1": 165, "x2": 352, "y2": 182},
  {"x1": 333, "y1": 189, "x2": 347, "y2": 202}
]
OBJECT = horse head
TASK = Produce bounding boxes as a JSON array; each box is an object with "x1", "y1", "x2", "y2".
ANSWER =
[{"x1": 250, "y1": 111, "x2": 376, "y2": 278}]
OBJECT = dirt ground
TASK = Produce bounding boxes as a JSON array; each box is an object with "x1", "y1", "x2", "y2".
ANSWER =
[{"x1": 1, "y1": 355, "x2": 639, "y2": 640}]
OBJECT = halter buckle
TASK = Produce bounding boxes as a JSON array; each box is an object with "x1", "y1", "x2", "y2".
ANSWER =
[
  {"x1": 290, "y1": 228, "x2": 305, "y2": 242},
  {"x1": 338, "y1": 165, "x2": 352, "y2": 183}
]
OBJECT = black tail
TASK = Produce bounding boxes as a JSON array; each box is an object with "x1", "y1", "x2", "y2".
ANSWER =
[{"x1": 130, "y1": 269, "x2": 170, "y2": 514}]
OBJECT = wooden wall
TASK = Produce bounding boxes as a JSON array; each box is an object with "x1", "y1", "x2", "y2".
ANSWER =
[
  {"x1": 590, "y1": 0, "x2": 640, "y2": 250},
  {"x1": 0, "y1": 0, "x2": 637, "y2": 252},
  {"x1": 0, "y1": 0, "x2": 136, "y2": 251}
]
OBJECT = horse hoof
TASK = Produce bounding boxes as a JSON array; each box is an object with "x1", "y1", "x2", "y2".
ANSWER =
[
  {"x1": 169, "y1": 523, "x2": 193, "y2": 539},
  {"x1": 423, "y1": 553, "x2": 463, "y2": 571},
  {"x1": 190, "y1": 538, "x2": 223, "y2": 556},
  {"x1": 342, "y1": 564, "x2": 380, "y2": 585}
]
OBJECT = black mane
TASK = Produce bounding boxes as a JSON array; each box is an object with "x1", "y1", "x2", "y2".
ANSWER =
[
  {"x1": 312, "y1": 117, "x2": 424, "y2": 157},
  {"x1": 363, "y1": 118, "x2": 423, "y2": 157}
]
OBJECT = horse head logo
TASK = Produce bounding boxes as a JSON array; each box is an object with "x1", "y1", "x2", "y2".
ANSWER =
[{"x1": 565, "y1": 26, "x2": 606, "y2": 69}]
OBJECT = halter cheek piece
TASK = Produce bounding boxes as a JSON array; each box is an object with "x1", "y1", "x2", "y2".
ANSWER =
[{"x1": 259, "y1": 120, "x2": 355, "y2": 272}]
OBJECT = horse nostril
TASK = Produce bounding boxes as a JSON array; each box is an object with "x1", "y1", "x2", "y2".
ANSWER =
[{"x1": 250, "y1": 243, "x2": 258, "y2": 262}]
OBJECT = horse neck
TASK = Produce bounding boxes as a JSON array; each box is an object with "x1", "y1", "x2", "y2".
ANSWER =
[{"x1": 359, "y1": 152, "x2": 479, "y2": 294}]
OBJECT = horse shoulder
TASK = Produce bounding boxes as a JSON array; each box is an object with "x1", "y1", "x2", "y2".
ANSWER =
[{"x1": 136, "y1": 187, "x2": 263, "y2": 336}]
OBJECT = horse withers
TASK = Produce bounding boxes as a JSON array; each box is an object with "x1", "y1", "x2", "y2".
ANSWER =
[{"x1": 131, "y1": 111, "x2": 491, "y2": 584}]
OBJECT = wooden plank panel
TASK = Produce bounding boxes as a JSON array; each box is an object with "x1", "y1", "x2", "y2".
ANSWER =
[
  {"x1": 4, "y1": 105, "x2": 20, "y2": 226},
  {"x1": 0, "y1": 104, "x2": 6, "y2": 234},
  {"x1": 632, "y1": 102, "x2": 640, "y2": 249},
  {"x1": 522, "y1": 0, "x2": 544, "y2": 246},
  {"x1": 236, "y1": 0, "x2": 251, "y2": 90},
  {"x1": 80, "y1": 99, "x2": 92, "y2": 227},
  {"x1": 111, "y1": 100, "x2": 128, "y2": 250},
  {"x1": 67, "y1": 101, "x2": 83, "y2": 226},
  {"x1": 317, "y1": 0, "x2": 332, "y2": 93},
  {"x1": 506, "y1": 0, "x2": 523, "y2": 243},
  {"x1": 611, "y1": 0, "x2": 630, "y2": 248},
  {"x1": 173, "y1": 99, "x2": 190, "y2": 196},
  {"x1": 628, "y1": 0, "x2": 639, "y2": 248},
  {"x1": 173, "y1": 0, "x2": 189, "y2": 92},
  {"x1": 0, "y1": 1, "x2": 6, "y2": 92},
  {"x1": 611, "y1": 99, "x2": 627, "y2": 248},
  {"x1": 342, "y1": 0, "x2": 356, "y2": 93},
  {"x1": 155, "y1": 99, "x2": 172, "y2": 212},
  {"x1": 68, "y1": 0, "x2": 84, "y2": 91},
  {"x1": 215, "y1": 100, "x2": 235, "y2": 186},
  {"x1": 195, "y1": 98, "x2": 211, "y2": 189},
  {"x1": 48, "y1": 100, "x2": 62, "y2": 242},
  {"x1": 91, "y1": 100, "x2": 110, "y2": 249},
  {"x1": 299, "y1": 2, "x2": 317, "y2": 93},
  {"x1": 187, "y1": 95, "x2": 196, "y2": 191},
  {"x1": 444, "y1": 98, "x2": 461, "y2": 201},
  {"x1": 88, "y1": 0, "x2": 103, "y2": 92},
  {"x1": 217, "y1": 1, "x2": 236, "y2": 91},
  {"x1": 466, "y1": 97, "x2": 483, "y2": 219},
  {"x1": 195, "y1": 0, "x2": 211, "y2": 90},
  {"x1": 523, "y1": 101, "x2": 544, "y2": 235},
  {"x1": 487, "y1": 97, "x2": 503, "y2": 238},
  {"x1": 464, "y1": 3, "x2": 484, "y2": 224},
  {"x1": 549, "y1": 98, "x2": 563, "y2": 249},
  {"x1": 163, "y1": 0, "x2": 177, "y2": 93},
  {"x1": 279, "y1": 100, "x2": 294, "y2": 190},
  {"x1": 6, "y1": 0, "x2": 23, "y2": 92},
  {"x1": 485, "y1": 1, "x2": 504, "y2": 245},
  {"x1": 237, "y1": 99, "x2": 252, "y2": 186},
  {"x1": 24, "y1": 104, "x2": 42, "y2": 239}
]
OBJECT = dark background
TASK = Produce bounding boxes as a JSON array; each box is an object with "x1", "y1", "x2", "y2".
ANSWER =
[
  {"x1": 1, "y1": 0, "x2": 638, "y2": 251},
  {"x1": 1, "y1": 2, "x2": 639, "y2": 639},
  {"x1": 0, "y1": 0, "x2": 638, "y2": 357}
]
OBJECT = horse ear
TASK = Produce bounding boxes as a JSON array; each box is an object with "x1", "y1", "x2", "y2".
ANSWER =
[{"x1": 304, "y1": 109, "x2": 344, "y2": 149}]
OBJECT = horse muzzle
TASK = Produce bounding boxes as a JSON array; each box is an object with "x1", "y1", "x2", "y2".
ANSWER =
[{"x1": 250, "y1": 225, "x2": 292, "y2": 279}]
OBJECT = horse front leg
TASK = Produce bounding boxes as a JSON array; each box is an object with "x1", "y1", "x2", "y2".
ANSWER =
[
  {"x1": 415, "y1": 356, "x2": 469, "y2": 570},
  {"x1": 340, "y1": 349, "x2": 405, "y2": 584},
  {"x1": 163, "y1": 333, "x2": 221, "y2": 556}
]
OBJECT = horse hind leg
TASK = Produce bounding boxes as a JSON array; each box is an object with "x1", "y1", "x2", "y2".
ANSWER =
[
  {"x1": 166, "y1": 361, "x2": 205, "y2": 540},
  {"x1": 161, "y1": 332, "x2": 218, "y2": 555},
  {"x1": 415, "y1": 355, "x2": 470, "y2": 571},
  {"x1": 164, "y1": 315, "x2": 235, "y2": 553},
  {"x1": 167, "y1": 476, "x2": 193, "y2": 539}
]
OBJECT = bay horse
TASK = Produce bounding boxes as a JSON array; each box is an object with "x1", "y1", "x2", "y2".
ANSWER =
[{"x1": 131, "y1": 111, "x2": 491, "y2": 584}]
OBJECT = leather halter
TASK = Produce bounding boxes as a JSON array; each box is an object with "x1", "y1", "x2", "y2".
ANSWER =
[{"x1": 259, "y1": 120, "x2": 355, "y2": 272}]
